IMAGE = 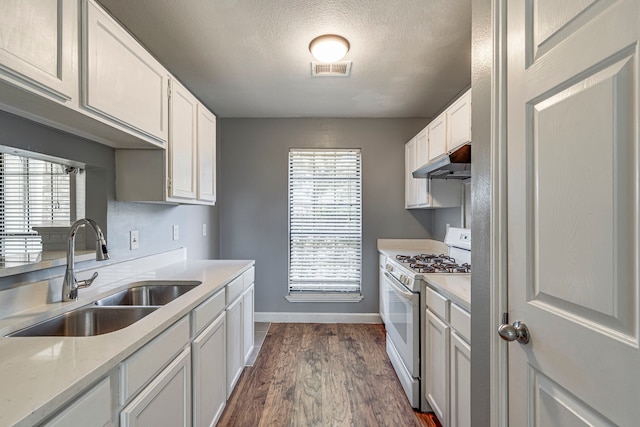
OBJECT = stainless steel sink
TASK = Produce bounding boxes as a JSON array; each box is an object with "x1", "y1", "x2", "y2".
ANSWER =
[
  {"x1": 8, "y1": 306, "x2": 158, "y2": 337},
  {"x1": 94, "y1": 281, "x2": 201, "y2": 306}
]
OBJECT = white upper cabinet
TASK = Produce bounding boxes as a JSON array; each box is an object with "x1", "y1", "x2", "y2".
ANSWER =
[
  {"x1": 168, "y1": 79, "x2": 198, "y2": 200},
  {"x1": 406, "y1": 136, "x2": 462, "y2": 210},
  {"x1": 415, "y1": 127, "x2": 429, "y2": 168},
  {"x1": 445, "y1": 89, "x2": 471, "y2": 152},
  {"x1": 0, "y1": 0, "x2": 76, "y2": 103},
  {"x1": 115, "y1": 85, "x2": 217, "y2": 205},
  {"x1": 405, "y1": 137, "x2": 428, "y2": 208},
  {"x1": 82, "y1": 0, "x2": 169, "y2": 146},
  {"x1": 428, "y1": 113, "x2": 447, "y2": 161},
  {"x1": 196, "y1": 105, "x2": 217, "y2": 204}
]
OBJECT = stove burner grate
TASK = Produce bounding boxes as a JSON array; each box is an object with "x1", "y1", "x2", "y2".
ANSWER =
[{"x1": 395, "y1": 253, "x2": 471, "y2": 273}]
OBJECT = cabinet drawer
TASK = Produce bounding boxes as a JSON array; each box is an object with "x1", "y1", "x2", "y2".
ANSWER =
[
  {"x1": 191, "y1": 287, "x2": 225, "y2": 337},
  {"x1": 426, "y1": 287, "x2": 449, "y2": 321},
  {"x1": 44, "y1": 377, "x2": 111, "y2": 427},
  {"x1": 243, "y1": 266, "x2": 255, "y2": 290},
  {"x1": 120, "y1": 315, "x2": 189, "y2": 404},
  {"x1": 450, "y1": 303, "x2": 471, "y2": 343},
  {"x1": 226, "y1": 275, "x2": 243, "y2": 304}
]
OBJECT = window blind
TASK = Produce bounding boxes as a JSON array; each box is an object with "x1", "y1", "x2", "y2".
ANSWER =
[
  {"x1": 288, "y1": 149, "x2": 362, "y2": 294},
  {"x1": 0, "y1": 153, "x2": 71, "y2": 255}
]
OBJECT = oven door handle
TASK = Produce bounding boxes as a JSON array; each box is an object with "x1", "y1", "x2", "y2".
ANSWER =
[{"x1": 384, "y1": 272, "x2": 415, "y2": 300}]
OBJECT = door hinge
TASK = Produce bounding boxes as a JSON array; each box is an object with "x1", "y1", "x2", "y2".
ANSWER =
[
  {"x1": 167, "y1": 81, "x2": 172, "y2": 99},
  {"x1": 167, "y1": 177, "x2": 172, "y2": 190}
]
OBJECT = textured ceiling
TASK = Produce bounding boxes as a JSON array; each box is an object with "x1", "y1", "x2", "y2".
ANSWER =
[{"x1": 97, "y1": 0, "x2": 471, "y2": 118}]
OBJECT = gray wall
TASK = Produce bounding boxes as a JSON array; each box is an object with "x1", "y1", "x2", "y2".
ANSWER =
[
  {"x1": 219, "y1": 118, "x2": 433, "y2": 314},
  {"x1": 432, "y1": 207, "x2": 464, "y2": 241},
  {"x1": 0, "y1": 111, "x2": 219, "y2": 289},
  {"x1": 471, "y1": 0, "x2": 492, "y2": 424}
]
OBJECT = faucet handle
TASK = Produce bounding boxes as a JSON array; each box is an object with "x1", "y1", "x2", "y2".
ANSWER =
[{"x1": 77, "y1": 272, "x2": 99, "y2": 289}]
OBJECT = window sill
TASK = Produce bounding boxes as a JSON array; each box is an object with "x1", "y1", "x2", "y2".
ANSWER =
[{"x1": 285, "y1": 293, "x2": 363, "y2": 303}]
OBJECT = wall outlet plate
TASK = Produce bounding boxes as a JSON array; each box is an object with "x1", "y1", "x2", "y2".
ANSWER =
[
  {"x1": 130, "y1": 230, "x2": 139, "y2": 250},
  {"x1": 172, "y1": 225, "x2": 179, "y2": 241},
  {"x1": 202, "y1": 223, "x2": 207, "y2": 237}
]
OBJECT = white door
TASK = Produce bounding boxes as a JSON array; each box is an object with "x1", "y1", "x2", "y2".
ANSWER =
[{"x1": 505, "y1": 0, "x2": 640, "y2": 426}]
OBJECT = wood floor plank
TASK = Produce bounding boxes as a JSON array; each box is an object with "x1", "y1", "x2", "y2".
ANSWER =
[
  {"x1": 291, "y1": 324, "x2": 323, "y2": 426},
  {"x1": 321, "y1": 323, "x2": 353, "y2": 427},
  {"x1": 219, "y1": 323, "x2": 439, "y2": 427},
  {"x1": 258, "y1": 323, "x2": 301, "y2": 426}
]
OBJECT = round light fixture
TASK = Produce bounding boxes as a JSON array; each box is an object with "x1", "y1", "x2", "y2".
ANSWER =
[{"x1": 309, "y1": 34, "x2": 350, "y2": 63}]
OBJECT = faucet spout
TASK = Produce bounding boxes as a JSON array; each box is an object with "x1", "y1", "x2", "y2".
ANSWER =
[{"x1": 62, "y1": 218, "x2": 110, "y2": 302}]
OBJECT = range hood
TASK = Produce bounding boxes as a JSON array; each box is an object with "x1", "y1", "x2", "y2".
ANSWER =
[{"x1": 412, "y1": 144, "x2": 471, "y2": 179}]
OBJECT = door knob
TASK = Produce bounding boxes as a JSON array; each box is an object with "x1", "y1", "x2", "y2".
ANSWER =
[{"x1": 498, "y1": 313, "x2": 530, "y2": 344}]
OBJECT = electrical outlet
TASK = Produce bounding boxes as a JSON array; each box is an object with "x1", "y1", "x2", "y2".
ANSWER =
[
  {"x1": 202, "y1": 223, "x2": 207, "y2": 237},
  {"x1": 130, "y1": 230, "x2": 139, "y2": 250},
  {"x1": 172, "y1": 224, "x2": 179, "y2": 241}
]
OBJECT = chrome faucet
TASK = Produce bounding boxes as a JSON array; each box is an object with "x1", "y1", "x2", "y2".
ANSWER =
[{"x1": 61, "y1": 218, "x2": 110, "y2": 302}]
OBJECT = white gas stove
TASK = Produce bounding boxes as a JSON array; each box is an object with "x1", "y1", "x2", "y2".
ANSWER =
[
  {"x1": 384, "y1": 227, "x2": 471, "y2": 291},
  {"x1": 381, "y1": 227, "x2": 470, "y2": 410}
]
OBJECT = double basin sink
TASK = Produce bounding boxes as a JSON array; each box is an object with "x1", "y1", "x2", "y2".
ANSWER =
[{"x1": 8, "y1": 281, "x2": 201, "y2": 337}]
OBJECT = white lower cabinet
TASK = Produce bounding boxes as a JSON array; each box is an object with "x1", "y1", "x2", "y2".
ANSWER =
[
  {"x1": 120, "y1": 348, "x2": 191, "y2": 427},
  {"x1": 225, "y1": 295, "x2": 244, "y2": 398},
  {"x1": 425, "y1": 309, "x2": 450, "y2": 426},
  {"x1": 192, "y1": 312, "x2": 226, "y2": 427},
  {"x1": 43, "y1": 377, "x2": 111, "y2": 427},
  {"x1": 424, "y1": 287, "x2": 471, "y2": 427},
  {"x1": 36, "y1": 267, "x2": 255, "y2": 427},
  {"x1": 243, "y1": 284, "x2": 255, "y2": 364},
  {"x1": 450, "y1": 331, "x2": 471, "y2": 427}
]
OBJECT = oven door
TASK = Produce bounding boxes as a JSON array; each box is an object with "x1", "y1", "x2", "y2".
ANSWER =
[{"x1": 383, "y1": 271, "x2": 420, "y2": 377}]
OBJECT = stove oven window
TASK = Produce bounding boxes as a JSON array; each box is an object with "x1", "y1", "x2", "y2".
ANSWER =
[{"x1": 287, "y1": 149, "x2": 362, "y2": 298}]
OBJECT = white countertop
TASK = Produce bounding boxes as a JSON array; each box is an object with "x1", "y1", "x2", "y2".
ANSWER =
[
  {"x1": 0, "y1": 252, "x2": 254, "y2": 427},
  {"x1": 377, "y1": 238, "x2": 471, "y2": 310},
  {"x1": 422, "y1": 274, "x2": 470, "y2": 311}
]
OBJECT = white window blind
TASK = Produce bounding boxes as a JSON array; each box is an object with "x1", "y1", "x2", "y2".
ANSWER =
[
  {"x1": 288, "y1": 149, "x2": 362, "y2": 294},
  {"x1": 0, "y1": 153, "x2": 71, "y2": 256}
]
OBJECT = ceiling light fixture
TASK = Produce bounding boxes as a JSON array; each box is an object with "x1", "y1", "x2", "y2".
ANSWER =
[{"x1": 309, "y1": 34, "x2": 350, "y2": 63}]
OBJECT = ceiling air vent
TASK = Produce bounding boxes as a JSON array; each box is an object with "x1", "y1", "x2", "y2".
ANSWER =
[{"x1": 311, "y1": 61, "x2": 352, "y2": 77}]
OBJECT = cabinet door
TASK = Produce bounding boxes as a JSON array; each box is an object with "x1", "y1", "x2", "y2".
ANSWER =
[
  {"x1": 425, "y1": 309, "x2": 450, "y2": 426},
  {"x1": 193, "y1": 312, "x2": 226, "y2": 427},
  {"x1": 450, "y1": 331, "x2": 471, "y2": 427},
  {"x1": 225, "y1": 296, "x2": 244, "y2": 398},
  {"x1": 243, "y1": 284, "x2": 255, "y2": 365},
  {"x1": 0, "y1": 0, "x2": 76, "y2": 102},
  {"x1": 446, "y1": 89, "x2": 471, "y2": 152},
  {"x1": 405, "y1": 138, "x2": 415, "y2": 208},
  {"x1": 379, "y1": 267, "x2": 386, "y2": 323},
  {"x1": 43, "y1": 377, "x2": 111, "y2": 427},
  {"x1": 169, "y1": 79, "x2": 198, "y2": 200},
  {"x1": 428, "y1": 114, "x2": 447, "y2": 160},
  {"x1": 82, "y1": 0, "x2": 169, "y2": 144},
  {"x1": 405, "y1": 138, "x2": 429, "y2": 208},
  {"x1": 197, "y1": 104, "x2": 216, "y2": 203},
  {"x1": 415, "y1": 128, "x2": 429, "y2": 168},
  {"x1": 121, "y1": 348, "x2": 191, "y2": 427}
]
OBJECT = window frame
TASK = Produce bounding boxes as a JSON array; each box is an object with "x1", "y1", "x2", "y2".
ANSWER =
[
  {"x1": 286, "y1": 148, "x2": 363, "y2": 303},
  {"x1": 0, "y1": 149, "x2": 81, "y2": 259}
]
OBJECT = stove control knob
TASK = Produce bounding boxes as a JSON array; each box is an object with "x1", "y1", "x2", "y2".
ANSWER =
[
  {"x1": 386, "y1": 264, "x2": 393, "y2": 272},
  {"x1": 399, "y1": 274, "x2": 405, "y2": 283}
]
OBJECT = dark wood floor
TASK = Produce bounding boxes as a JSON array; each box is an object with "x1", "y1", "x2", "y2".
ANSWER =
[{"x1": 219, "y1": 323, "x2": 441, "y2": 427}]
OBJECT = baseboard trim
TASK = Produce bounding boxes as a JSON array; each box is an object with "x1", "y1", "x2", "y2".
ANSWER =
[{"x1": 255, "y1": 312, "x2": 382, "y2": 324}]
